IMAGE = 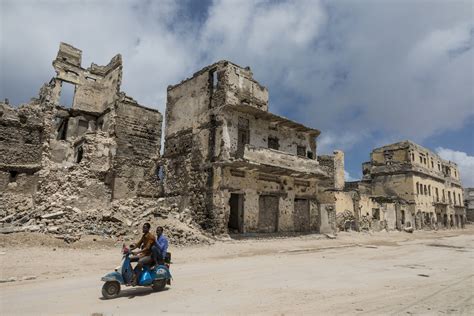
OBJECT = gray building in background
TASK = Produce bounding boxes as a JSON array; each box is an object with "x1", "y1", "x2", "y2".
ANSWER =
[{"x1": 464, "y1": 188, "x2": 474, "y2": 222}]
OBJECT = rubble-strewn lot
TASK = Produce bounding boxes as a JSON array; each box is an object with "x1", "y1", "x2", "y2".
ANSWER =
[
  {"x1": 1, "y1": 227, "x2": 473, "y2": 315},
  {"x1": 0, "y1": 197, "x2": 212, "y2": 246}
]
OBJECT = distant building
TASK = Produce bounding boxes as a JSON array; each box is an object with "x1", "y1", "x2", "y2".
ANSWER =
[
  {"x1": 336, "y1": 141, "x2": 466, "y2": 231},
  {"x1": 464, "y1": 188, "x2": 474, "y2": 222}
]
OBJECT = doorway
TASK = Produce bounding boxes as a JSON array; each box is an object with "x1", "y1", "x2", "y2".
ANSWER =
[
  {"x1": 258, "y1": 195, "x2": 279, "y2": 233},
  {"x1": 228, "y1": 193, "x2": 244, "y2": 233},
  {"x1": 294, "y1": 198, "x2": 310, "y2": 232}
]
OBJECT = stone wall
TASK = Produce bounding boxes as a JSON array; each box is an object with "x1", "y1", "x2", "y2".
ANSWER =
[
  {"x1": 113, "y1": 97, "x2": 162, "y2": 199},
  {"x1": 0, "y1": 102, "x2": 44, "y2": 171}
]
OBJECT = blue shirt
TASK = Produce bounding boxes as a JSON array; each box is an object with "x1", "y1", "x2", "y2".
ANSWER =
[{"x1": 156, "y1": 234, "x2": 168, "y2": 256}]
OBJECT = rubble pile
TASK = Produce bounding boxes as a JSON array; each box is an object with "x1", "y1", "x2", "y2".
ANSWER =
[
  {"x1": 336, "y1": 210, "x2": 357, "y2": 231},
  {"x1": 0, "y1": 197, "x2": 212, "y2": 245}
]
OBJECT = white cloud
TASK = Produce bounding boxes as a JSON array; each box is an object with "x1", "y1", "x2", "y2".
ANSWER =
[
  {"x1": 0, "y1": 0, "x2": 200, "y2": 113},
  {"x1": 317, "y1": 130, "x2": 369, "y2": 154},
  {"x1": 0, "y1": 0, "x2": 472, "y2": 158},
  {"x1": 345, "y1": 171, "x2": 357, "y2": 182},
  {"x1": 436, "y1": 147, "x2": 474, "y2": 187}
]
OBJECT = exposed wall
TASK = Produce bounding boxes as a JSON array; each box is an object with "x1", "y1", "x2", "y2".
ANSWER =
[
  {"x1": 163, "y1": 60, "x2": 331, "y2": 234},
  {"x1": 113, "y1": 97, "x2": 162, "y2": 199},
  {"x1": 0, "y1": 102, "x2": 44, "y2": 171},
  {"x1": 223, "y1": 109, "x2": 316, "y2": 159},
  {"x1": 213, "y1": 167, "x2": 320, "y2": 234},
  {"x1": 1, "y1": 42, "x2": 163, "y2": 219},
  {"x1": 52, "y1": 42, "x2": 122, "y2": 113}
]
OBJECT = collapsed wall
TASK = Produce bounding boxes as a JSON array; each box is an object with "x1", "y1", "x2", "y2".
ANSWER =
[{"x1": 0, "y1": 43, "x2": 209, "y2": 244}]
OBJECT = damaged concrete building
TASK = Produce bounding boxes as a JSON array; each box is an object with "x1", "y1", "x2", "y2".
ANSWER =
[
  {"x1": 0, "y1": 43, "x2": 163, "y2": 237},
  {"x1": 1, "y1": 46, "x2": 343, "y2": 239},
  {"x1": 464, "y1": 188, "x2": 474, "y2": 222},
  {"x1": 163, "y1": 61, "x2": 338, "y2": 235},
  {"x1": 336, "y1": 141, "x2": 466, "y2": 231}
]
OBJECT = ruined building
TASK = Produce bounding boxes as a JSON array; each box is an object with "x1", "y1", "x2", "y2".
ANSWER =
[
  {"x1": 1, "y1": 45, "x2": 343, "y2": 239},
  {"x1": 0, "y1": 43, "x2": 163, "y2": 238},
  {"x1": 163, "y1": 61, "x2": 338, "y2": 235},
  {"x1": 338, "y1": 141, "x2": 466, "y2": 231},
  {"x1": 463, "y1": 188, "x2": 474, "y2": 222}
]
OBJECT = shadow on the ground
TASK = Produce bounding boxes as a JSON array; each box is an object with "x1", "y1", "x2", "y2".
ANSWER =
[{"x1": 99, "y1": 287, "x2": 170, "y2": 300}]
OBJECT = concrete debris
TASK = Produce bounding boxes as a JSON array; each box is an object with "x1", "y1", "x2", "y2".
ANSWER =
[{"x1": 41, "y1": 211, "x2": 65, "y2": 219}]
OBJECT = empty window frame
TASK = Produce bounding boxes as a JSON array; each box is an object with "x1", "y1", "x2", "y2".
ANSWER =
[
  {"x1": 75, "y1": 144, "x2": 84, "y2": 163},
  {"x1": 9, "y1": 171, "x2": 18, "y2": 183},
  {"x1": 59, "y1": 81, "x2": 76, "y2": 108},
  {"x1": 297, "y1": 146, "x2": 306, "y2": 157},
  {"x1": 372, "y1": 208, "x2": 380, "y2": 220},
  {"x1": 268, "y1": 136, "x2": 279, "y2": 150},
  {"x1": 56, "y1": 117, "x2": 69, "y2": 140}
]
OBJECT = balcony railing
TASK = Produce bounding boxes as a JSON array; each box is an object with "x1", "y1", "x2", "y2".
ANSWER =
[{"x1": 241, "y1": 145, "x2": 328, "y2": 177}]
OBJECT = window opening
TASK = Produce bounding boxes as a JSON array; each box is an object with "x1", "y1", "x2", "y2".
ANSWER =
[
  {"x1": 297, "y1": 146, "x2": 306, "y2": 157},
  {"x1": 268, "y1": 137, "x2": 279, "y2": 150},
  {"x1": 213, "y1": 71, "x2": 218, "y2": 88},
  {"x1": 372, "y1": 208, "x2": 380, "y2": 220},
  {"x1": 156, "y1": 165, "x2": 164, "y2": 181},
  {"x1": 75, "y1": 145, "x2": 84, "y2": 163},
  {"x1": 57, "y1": 118, "x2": 69, "y2": 140},
  {"x1": 59, "y1": 81, "x2": 76, "y2": 108},
  {"x1": 9, "y1": 171, "x2": 18, "y2": 183}
]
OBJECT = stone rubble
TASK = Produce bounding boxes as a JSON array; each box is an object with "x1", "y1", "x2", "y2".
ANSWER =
[{"x1": 0, "y1": 198, "x2": 211, "y2": 245}]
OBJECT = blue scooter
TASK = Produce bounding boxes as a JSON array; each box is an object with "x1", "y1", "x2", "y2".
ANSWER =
[{"x1": 101, "y1": 245, "x2": 172, "y2": 299}]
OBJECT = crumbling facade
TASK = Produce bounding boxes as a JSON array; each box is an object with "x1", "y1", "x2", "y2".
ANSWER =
[
  {"x1": 0, "y1": 43, "x2": 164, "y2": 239},
  {"x1": 338, "y1": 141, "x2": 466, "y2": 231},
  {"x1": 163, "y1": 61, "x2": 336, "y2": 234},
  {"x1": 464, "y1": 188, "x2": 474, "y2": 222}
]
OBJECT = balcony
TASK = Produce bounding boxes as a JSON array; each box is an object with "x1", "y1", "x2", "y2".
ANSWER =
[{"x1": 226, "y1": 145, "x2": 329, "y2": 178}]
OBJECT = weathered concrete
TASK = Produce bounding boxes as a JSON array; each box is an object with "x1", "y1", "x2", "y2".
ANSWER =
[
  {"x1": 0, "y1": 43, "x2": 164, "y2": 240},
  {"x1": 341, "y1": 141, "x2": 466, "y2": 232},
  {"x1": 163, "y1": 61, "x2": 336, "y2": 235}
]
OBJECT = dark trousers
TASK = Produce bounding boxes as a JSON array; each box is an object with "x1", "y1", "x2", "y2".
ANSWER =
[{"x1": 151, "y1": 245, "x2": 164, "y2": 265}]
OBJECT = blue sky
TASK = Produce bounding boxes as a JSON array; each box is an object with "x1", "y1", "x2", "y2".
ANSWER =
[{"x1": 1, "y1": 0, "x2": 473, "y2": 185}]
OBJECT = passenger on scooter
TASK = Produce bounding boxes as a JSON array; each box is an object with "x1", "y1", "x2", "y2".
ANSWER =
[
  {"x1": 129, "y1": 222, "x2": 155, "y2": 285},
  {"x1": 151, "y1": 226, "x2": 168, "y2": 265}
]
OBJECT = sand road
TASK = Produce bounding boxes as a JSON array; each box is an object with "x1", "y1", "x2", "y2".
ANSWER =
[{"x1": 1, "y1": 229, "x2": 473, "y2": 315}]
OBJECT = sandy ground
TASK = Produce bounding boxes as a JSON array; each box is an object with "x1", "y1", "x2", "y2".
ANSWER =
[{"x1": 0, "y1": 227, "x2": 473, "y2": 315}]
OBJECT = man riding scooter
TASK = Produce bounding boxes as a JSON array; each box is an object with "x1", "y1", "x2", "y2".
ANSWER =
[{"x1": 129, "y1": 222, "x2": 155, "y2": 285}]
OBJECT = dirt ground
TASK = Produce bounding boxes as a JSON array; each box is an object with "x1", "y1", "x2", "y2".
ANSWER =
[{"x1": 1, "y1": 227, "x2": 473, "y2": 315}]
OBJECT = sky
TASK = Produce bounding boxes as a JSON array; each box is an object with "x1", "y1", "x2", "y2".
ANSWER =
[{"x1": 1, "y1": 0, "x2": 473, "y2": 186}]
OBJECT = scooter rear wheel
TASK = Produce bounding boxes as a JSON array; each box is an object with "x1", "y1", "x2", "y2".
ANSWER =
[
  {"x1": 152, "y1": 279, "x2": 167, "y2": 292},
  {"x1": 102, "y1": 281, "x2": 121, "y2": 299}
]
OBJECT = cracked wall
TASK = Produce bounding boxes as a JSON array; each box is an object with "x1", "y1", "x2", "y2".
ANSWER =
[
  {"x1": 164, "y1": 61, "x2": 335, "y2": 234},
  {"x1": 0, "y1": 43, "x2": 162, "y2": 219}
]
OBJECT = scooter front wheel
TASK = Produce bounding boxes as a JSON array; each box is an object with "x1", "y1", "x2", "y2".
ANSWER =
[{"x1": 102, "y1": 281, "x2": 121, "y2": 299}]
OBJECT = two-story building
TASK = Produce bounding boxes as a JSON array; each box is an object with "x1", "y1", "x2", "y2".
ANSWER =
[{"x1": 163, "y1": 61, "x2": 336, "y2": 234}]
